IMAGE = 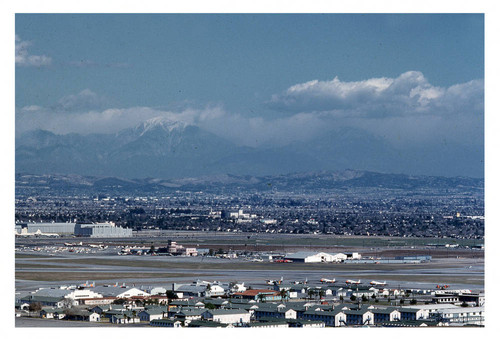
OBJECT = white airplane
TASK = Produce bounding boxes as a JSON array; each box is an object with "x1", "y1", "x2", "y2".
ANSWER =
[
  {"x1": 266, "y1": 277, "x2": 283, "y2": 285},
  {"x1": 345, "y1": 279, "x2": 361, "y2": 285},
  {"x1": 320, "y1": 278, "x2": 336, "y2": 283},
  {"x1": 370, "y1": 280, "x2": 387, "y2": 286},
  {"x1": 291, "y1": 278, "x2": 308, "y2": 285},
  {"x1": 88, "y1": 244, "x2": 103, "y2": 248}
]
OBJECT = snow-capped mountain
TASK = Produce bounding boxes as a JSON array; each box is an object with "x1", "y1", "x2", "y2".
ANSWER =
[{"x1": 15, "y1": 117, "x2": 484, "y2": 179}]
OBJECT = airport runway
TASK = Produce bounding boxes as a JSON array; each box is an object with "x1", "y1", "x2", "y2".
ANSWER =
[{"x1": 16, "y1": 251, "x2": 484, "y2": 293}]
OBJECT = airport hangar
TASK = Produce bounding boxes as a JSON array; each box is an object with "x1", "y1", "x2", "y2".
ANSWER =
[
  {"x1": 15, "y1": 222, "x2": 132, "y2": 237},
  {"x1": 284, "y1": 251, "x2": 347, "y2": 263}
]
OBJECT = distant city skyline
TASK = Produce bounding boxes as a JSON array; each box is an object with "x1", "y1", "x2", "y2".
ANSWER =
[{"x1": 15, "y1": 14, "x2": 484, "y2": 177}]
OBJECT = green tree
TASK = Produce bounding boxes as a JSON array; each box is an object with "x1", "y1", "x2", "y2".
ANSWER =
[
  {"x1": 166, "y1": 290, "x2": 177, "y2": 300},
  {"x1": 205, "y1": 302, "x2": 216, "y2": 310},
  {"x1": 350, "y1": 295, "x2": 357, "y2": 302},
  {"x1": 28, "y1": 302, "x2": 42, "y2": 312},
  {"x1": 279, "y1": 289, "x2": 288, "y2": 302},
  {"x1": 361, "y1": 295, "x2": 368, "y2": 302},
  {"x1": 410, "y1": 299, "x2": 417, "y2": 305},
  {"x1": 399, "y1": 298, "x2": 405, "y2": 305}
]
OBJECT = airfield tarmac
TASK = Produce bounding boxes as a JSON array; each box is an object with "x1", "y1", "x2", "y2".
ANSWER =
[{"x1": 15, "y1": 248, "x2": 484, "y2": 295}]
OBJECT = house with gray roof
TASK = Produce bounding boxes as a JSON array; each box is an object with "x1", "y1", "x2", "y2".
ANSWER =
[
  {"x1": 175, "y1": 308, "x2": 206, "y2": 321},
  {"x1": 201, "y1": 309, "x2": 251, "y2": 324},
  {"x1": 253, "y1": 304, "x2": 297, "y2": 320},
  {"x1": 301, "y1": 309, "x2": 346, "y2": 327},
  {"x1": 110, "y1": 314, "x2": 139, "y2": 324},
  {"x1": 20, "y1": 295, "x2": 67, "y2": 308},
  {"x1": 344, "y1": 309, "x2": 374, "y2": 326},
  {"x1": 371, "y1": 307, "x2": 401, "y2": 323},
  {"x1": 138, "y1": 307, "x2": 168, "y2": 322}
]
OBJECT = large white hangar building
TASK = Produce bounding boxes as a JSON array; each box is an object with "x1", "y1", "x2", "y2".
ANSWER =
[
  {"x1": 15, "y1": 222, "x2": 76, "y2": 235},
  {"x1": 284, "y1": 251, "x2": 347, "y2": 263},
  {"x1": 15, "y1": 222, "x2": 132, "y2": 238}
]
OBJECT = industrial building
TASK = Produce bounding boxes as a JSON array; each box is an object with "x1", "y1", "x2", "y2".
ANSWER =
[
  {"x1": 74, "y1": 223, "x2": 133, "y2": 238},
  {"x1": 15, "y1": 222, "x2": 76, "y2": 235},
  {"x1": 15, "y1": 222, "x2": 132, "y2": 238}
]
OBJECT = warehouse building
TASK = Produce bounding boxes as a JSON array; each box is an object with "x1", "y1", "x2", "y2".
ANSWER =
[
  {"x1": 15, "y1": 222, "x2": 76, "y2": 235},
  {"x1": 15, "y1": 221, "x2": 132, "y2": 238},
  {"x1": 74, "y1": 223, "x2": 132, "y2": 238}
]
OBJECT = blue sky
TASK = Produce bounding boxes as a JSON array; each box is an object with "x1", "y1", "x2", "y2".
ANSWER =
[{"x1": 15, "y1": 14, "x2": 484, "y2": 152}]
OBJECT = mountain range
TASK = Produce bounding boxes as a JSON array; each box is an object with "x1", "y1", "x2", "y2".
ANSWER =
[{"x1": 15, "y1": 117, "x2": 484, "y2": 179}]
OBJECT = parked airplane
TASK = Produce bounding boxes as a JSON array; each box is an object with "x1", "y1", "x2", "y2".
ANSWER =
[
  {"x1": 370, "y1": 280, "x2": 387, "y2": 286},
  {"x1": 266, "y1": 277, "x2": 283, "y2": 285},
  {"x1": 345, "y1": 279, "x2": 361, "y2": 285},
  {"x1": 320, "y1": 278, "x2": 336, "y2": 283},
  {"x1": 291, "y1": 277, "x2": 308, "y2": 285}
]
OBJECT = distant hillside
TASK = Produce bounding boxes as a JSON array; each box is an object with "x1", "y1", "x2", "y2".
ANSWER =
[{"x1": 15, "y1": 170, "x2": 484, "y2": 195}]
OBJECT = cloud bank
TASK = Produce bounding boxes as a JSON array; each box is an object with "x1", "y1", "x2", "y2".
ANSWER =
[
  {"x1": 16, "y1": 71, "x2": 484, "y2": 150},
  {"x1": 268, "y1": 71, "x2": 483, "y2": 119}
]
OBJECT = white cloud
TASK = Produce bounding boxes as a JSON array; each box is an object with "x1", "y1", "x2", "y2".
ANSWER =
[
  {"x1": 15, "y1": 35, "x2": 52, "y2": 67},
  {"x1": 52, "y1": 89, "x2": 110, "y2": 113},
  {"x1": 268, "y1": 71, "x2": 483, "y2": 120}
]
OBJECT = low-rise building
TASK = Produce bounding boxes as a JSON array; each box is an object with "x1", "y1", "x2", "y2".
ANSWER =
[
  {"x1": 150, "y1": 319, "x2": 182, "y2": 327},
  {"x1": 344, "y1": 309, "x2": 374, "y2": 326},
  {"x1": 138, "y1": 307, "x2": 167, "y2": 322},
  {"x1": 429, "y1": 306, "x2": 484, "y2": 325},
  {"x1": 232, "y1": 289, "x2": 281, "y2": 302},
  {"x1": 284, "y1": 251, "x2": 347, "y2": 263},
  {"x1": 301, "y1": 310, "x2": 346, "y2": 327},
  {"x1": 74, "y1": 222, "x2": 132, "y2": 238},
  {"x1": 201, "y1": 309, "x2": 251, "y2": 324},
  {"x1": 372, "y1": 307, "x2": 401, "y2": 323}
]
